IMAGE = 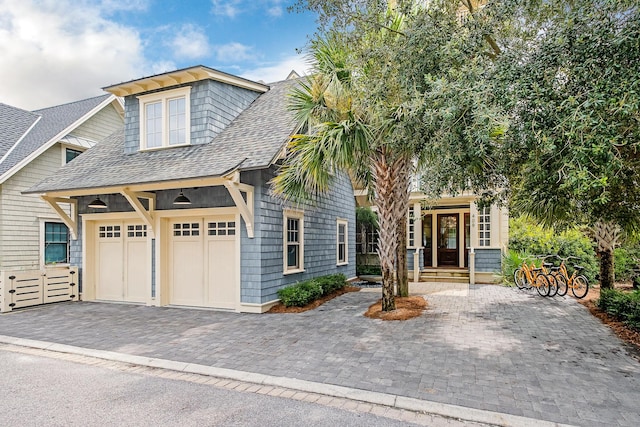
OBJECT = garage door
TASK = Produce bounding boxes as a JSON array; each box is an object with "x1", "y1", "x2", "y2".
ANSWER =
[
  {"x1": 168, "y1": 216, "x2": 237, "y2": 309},
  {"x1": 95, "y1": 221, "x2": 149, "y2": 303}
]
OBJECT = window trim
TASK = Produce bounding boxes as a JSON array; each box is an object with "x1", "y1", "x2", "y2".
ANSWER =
[
  {"x1": 336, "y1": 219, "x2": 348, "y2": 266},
  {"x1": 283, "y1": 209, "x2": 304, "y2": 275},
  {"x1": 478, "y1": 206, "x2": 491, "y2": 247},
  {"x1": 138, "y1": 86, "x2": 191, "y2": 151},
  {"x1": 40, "y1": 220, "x2": 70, "y2": 266}
]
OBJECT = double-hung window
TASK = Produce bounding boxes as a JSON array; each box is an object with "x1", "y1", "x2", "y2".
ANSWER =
[
  {"x1": 337, "y1": 219, "x2": 348, "y2": 265},
  {"x1": 478, "y1": 206, "x2": 491, "y2": 247},
  {"x1": 283, "y1": 210, "x2": 304, "y2": 274},
  {"x1": 44, "y1": 222, "x2": 69, "y2": 264},
  {"x1": 138, "y1": 87, "x2": 190, "y2": 150}
]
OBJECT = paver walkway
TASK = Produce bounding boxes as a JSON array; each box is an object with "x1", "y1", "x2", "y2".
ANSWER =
[{"x1": 1, "y1": 285, "x2": 638, "y2": 426}]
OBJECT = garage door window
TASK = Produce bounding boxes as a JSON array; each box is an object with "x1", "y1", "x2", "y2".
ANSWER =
[
  {"x1": 173, "y1": 222, "x2": 199, "y2": 237},
  {"x1": 99, "y1": 225, "x2": 121, "y2": 238},
  {"x1": 208, "y1": 221, "x2": 236, "y2": 236},
  {"x1": 127, "y1": 225, "x2": 147, "y2": 238}
]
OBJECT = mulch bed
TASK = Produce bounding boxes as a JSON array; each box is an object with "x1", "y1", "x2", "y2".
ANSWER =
[
  {"x1": 267, "y1": 286, "x2": 361, "y2": 313},
  {"x1": 364, "y1": 296, "x2": 428, "y2": 321},
  {"x1": 578, "y1": 283, "x2": 640, "y2": 354}
]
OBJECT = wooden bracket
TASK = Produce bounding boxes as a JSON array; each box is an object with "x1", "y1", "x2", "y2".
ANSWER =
[
  {"x1": 120, "y1": 188, "x2": 156, "y2": 234},
  {"x1": 41, "y1": 196, "x2": 78, "y2": 240},
  {"x1": 223, "y1": 177, "x2": 254, "y2": 238}
]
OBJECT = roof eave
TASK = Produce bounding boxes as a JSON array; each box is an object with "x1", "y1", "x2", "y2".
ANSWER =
[{"x1": 103, "y1": 65, "x2": 270, "y2": 97}]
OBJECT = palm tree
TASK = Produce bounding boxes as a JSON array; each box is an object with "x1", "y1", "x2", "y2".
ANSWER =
[{"x1": 272, "y1": 27, "x2": 411, "y2": 311}]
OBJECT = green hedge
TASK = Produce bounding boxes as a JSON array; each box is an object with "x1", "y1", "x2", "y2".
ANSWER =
[
  {"x1": 597, "y1": 289, "x2": 640, "y2": 332},
  {"x1": 277, "y1": 274, "x2": 348, "y2": 307}
]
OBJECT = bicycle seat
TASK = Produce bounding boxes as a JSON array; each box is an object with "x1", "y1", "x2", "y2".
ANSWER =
[
  {"x1": 550, "y1": 266, "x2": 560, "y2": 271},
  {"x1": 543, "y1": 263, "x2": 553, "y2": 268},
  {"x1": 532, "y1": 268, "x2": 542, "y2": 272},
  {"x1": 574, "y1": 265, "x2": 584, "y2": 270}
]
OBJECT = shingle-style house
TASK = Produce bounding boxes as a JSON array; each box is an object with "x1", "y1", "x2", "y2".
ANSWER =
[
  {"x1": 0, "y1": 95, "x2": 124, "y2": 272},
  {"x1": 26, "y1": 66, "x2": 356, "y2": 313}
]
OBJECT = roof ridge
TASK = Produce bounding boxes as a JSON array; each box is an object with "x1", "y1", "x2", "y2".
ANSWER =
[{"x1": 32, "y1": 93, "x2": 111, "y2": 113}]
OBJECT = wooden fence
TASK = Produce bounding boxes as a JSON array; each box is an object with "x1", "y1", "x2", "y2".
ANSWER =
[{"x1": 0, "y1": 267, "x2": 79, "y2": 313}]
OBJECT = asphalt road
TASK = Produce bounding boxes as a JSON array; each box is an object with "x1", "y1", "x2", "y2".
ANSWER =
[{"x1": 0, "y1": 349, "x2": 422, "y2": 427}]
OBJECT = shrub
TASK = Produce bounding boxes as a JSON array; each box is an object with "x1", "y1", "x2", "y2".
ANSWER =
[
  {"x1": 277, "y1": 274, "x2": 347, "y2": 307},
  {"x1": 315, "y1": 274, "x2": 348, "y2": 295},
  {"x1": 597, "y1": 289, "x2": 640, "y2": 332},
  {"x1": 614, "y1": 247, "x2": 640, "y2": 282},
  {"x1": 356, "y1": 265, "x2": 381, "y2": 276}
]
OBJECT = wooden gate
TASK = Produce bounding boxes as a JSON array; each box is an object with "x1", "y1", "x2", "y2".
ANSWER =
[{"x1": 0, "y1": 267, "x2": 79, "y2": 313}]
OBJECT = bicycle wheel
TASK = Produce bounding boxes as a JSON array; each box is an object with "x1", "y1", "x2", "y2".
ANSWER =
[
  {"x1": 555, "y1": 274, "x2": 568, "y2": 297},
  {"x1": 535, "y1": 275, "x2": 550, "y2": 296},
  {"x1": 546, "y1": 274, "x2": 558, "y2": 297},
  {"x1": 514, "y1": 268, "x2": 527, "y2": 289},
  {"x1": 571, "y1": 275, "x2": 589, "y2": 299}
]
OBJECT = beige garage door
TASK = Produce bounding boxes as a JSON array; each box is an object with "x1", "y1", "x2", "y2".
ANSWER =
[
  {"x1": 95, "y1": 222, "x2": 149, "y2": 303},
  {"x1": 168, "y1": 216, "x2": 237, "y2": 309}
]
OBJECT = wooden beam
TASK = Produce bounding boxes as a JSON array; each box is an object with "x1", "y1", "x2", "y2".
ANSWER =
[
  {"x1": 223, "y1": 180, "x2": 254, "y2": 238},
  {"x1": 41, "y1": 196, "x2": 78, "y2": 240},
  {"x1": 120, "y1": 188, "x2": 155, "y2": 232}
]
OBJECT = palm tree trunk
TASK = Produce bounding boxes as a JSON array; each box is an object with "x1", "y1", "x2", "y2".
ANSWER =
[
  {"x1": 589, "y1": 220, "x2": 621, "y2": 290},
  {"x1": 374, "y1": 149, "x2": 408, "y2": 311},
  {"x1": 395, "y1": 155, "x2": 411, "y2": 297}
]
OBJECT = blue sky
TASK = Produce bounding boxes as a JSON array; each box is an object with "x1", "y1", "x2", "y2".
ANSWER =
[{"x1": 0, "y1": 0, "x2": 317, "y2": 110}]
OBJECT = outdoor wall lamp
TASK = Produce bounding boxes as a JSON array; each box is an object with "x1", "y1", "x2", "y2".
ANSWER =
[{"x1": 87, "y1": 195, "x2": 107, "y2": 209}]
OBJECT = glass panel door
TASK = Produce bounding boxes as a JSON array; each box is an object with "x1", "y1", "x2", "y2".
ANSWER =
[
  {"x1": 437, "y1": 214, "x2": 459, "y2": 267},
  {"x1": 423, "y1": 214, "x2": 432, "y2": 267}
]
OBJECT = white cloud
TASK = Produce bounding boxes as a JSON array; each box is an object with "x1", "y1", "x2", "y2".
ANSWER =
[
  {"x1": 210, "y1": 0, "x2": 242, "y2": 18},
  {"x1": 240, "y1": 55, "x2": 311, "y2": 84},
  {"x1": 0, "y1": 0, "x2": 153, "y2": 110},
  {"x1": 214, "y1": 42, "x2": 254, "y2": 62},
  {"x1": 267, "y1": 5, "x2": 283, "y2": 17},
  {"x1": 211, "y1": 1, "x2": 286, "y2": 19},
  {"x1": 99, "y1": 0, "x2": 149, "y2": 13},
  {"x1": 169, "y1": 24, "x2": 210, "y2": 60}
]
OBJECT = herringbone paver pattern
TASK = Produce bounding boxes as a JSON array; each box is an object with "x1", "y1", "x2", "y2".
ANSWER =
[{"x1": 1, "y1": 285, "x2": 638, "y2": 426}]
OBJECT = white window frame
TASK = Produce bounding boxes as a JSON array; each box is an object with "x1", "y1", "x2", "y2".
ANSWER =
[
  {"x1": 138, "y1": 86, "x2": 191, "y2": 150},
  {"x1": 39, "y1": 219, "x2": 70, "y2": 267},
  {"x1": 336, "y1": 219, "x2": 348, "y2": 266},
  {"x1": 283, "y1": 209, "x2": 304, "y2": 274},
  {"x1": 478, "y1": 206, "x2": 491, "y2": 247}
]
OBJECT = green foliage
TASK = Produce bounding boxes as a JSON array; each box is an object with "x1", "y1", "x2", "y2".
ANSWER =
[
  {"x1": 277, "y1": 274, "x2": 347, "y2": 307},
  {"x1": 356, "y1": 206, "x2": 378, "y2": 230},
  {"x1": 614, "y1": 247, "x2": 640, "y2": 281},
  {"x1": 508, "y1": 216, "x2": 598, "y2": 282},
  {"x1": 597, "y1": 289, "x2": 640, "y2": 332},
  {"x1": 500, "y1": 250, "x2": 537, "y2": 286},
  {"x1": 356, "y1": 265, "x2": 381, "y2": 276}
]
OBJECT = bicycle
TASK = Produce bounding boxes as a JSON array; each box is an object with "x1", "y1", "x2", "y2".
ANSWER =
[
  {"x1": 514, "y1": 257, "x2": 555, "y2": 297},
  {"x1": 555, "y1": 255, "x2": 589, "y2": 299}
]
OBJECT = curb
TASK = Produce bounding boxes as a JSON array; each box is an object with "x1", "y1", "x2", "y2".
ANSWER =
[{"x1": 0, "y1": 334, "x2": 573, "y2": 427}]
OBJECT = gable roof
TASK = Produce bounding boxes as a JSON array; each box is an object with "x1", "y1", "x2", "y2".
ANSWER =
[
  {"x1": 26, "y1": 78, "x2": 299, "y2": 194},
  {"x1": 0, "y1": 103, "x2": 40, "y2": 161},
  {"x1": 0, "y1": 94, "x2": 119, "y2": 184}
]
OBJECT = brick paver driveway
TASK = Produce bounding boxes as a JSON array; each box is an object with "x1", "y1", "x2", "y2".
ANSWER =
[{"x1": 1, "y1": 285, "x2": 639, "y2": 426}]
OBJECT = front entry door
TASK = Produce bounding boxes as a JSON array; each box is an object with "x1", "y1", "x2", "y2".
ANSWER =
[{"x1": 437, "y1": 214, "x2": 459, "y2": 267}]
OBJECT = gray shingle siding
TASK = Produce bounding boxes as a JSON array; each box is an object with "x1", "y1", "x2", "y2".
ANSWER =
[
  {"x1": 475, "y1": 248, "x2": 502, "y2": 272},
  {"x1": 239, "y1": 167, "x2": 356, "y2": 304},
  {"x1": 123, "y1": 80, "x2": 260, "y2": 154}
]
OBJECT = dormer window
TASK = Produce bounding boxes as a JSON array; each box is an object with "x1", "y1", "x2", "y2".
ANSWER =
[{"x1": 138, "y1": 86, "x2": 191, "y2": 150}]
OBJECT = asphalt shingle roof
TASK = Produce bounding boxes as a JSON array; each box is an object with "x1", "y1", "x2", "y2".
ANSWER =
[
  {"x1": 0, "y1": 103, "x2": 40, "y2": 161},
  {"x1": 27, "y1": 79, "x2": 299, "y2": 193},
  {"x1": 0, "y1": 95, "x2": 112, "y2": 178}
]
